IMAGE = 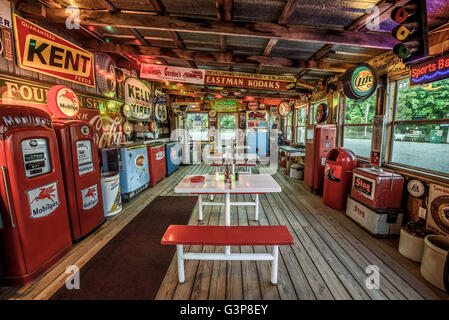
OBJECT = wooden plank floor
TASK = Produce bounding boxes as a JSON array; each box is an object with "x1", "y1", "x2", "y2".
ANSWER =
[{"x1": 1, "y1": 163, "x2": 447, "y2": 300}]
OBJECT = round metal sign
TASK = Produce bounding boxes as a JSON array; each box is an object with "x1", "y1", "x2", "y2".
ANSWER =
[
  {"x1": 343, "y1": 63, "x2": 377, "y2": 101},
  {"x1": 315, "y1": 103, "x2": 329, "y2": 123},
  {"x1": 278, "y1": 102, "x2": 290, "y2": 117},
  {"x1": 407, "y1": 179, "x2": 425, "y2": 198}
]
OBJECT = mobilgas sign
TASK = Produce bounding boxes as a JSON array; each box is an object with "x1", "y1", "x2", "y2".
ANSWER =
[
  {"x1": 411, "y1": 53, "x2": 449, "y2": 86},
  {"x1": 124, "y1": 77, "x2": 152, "y2": 120},
  {"x1": 343, "y1": 63, "x2": 377, "y2": 101},
  {"x1": 13, "y1": 15, "x2": 95, "y2": 87}
]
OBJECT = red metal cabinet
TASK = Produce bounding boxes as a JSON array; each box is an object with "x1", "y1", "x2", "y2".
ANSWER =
[
  {"x1": 54, "y1": 120, "x2": 105, "y2": 241},
  {"x1": 351, "y1": 167, "x2": 404, "y2": 209},
  {"x1": 304, "y1": 124, "x2": 336, "y2": 191},
  {"x1": 0, "y1": 106, "x2": 72, "y2": 285},
  {"x1": 147, "y1": 143, "x2": 166, "y2": 187}
]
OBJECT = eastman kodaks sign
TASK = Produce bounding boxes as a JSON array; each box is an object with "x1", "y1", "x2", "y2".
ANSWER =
[{"x1": 12, "y1": 14, "x2": 95, "y2": 87}]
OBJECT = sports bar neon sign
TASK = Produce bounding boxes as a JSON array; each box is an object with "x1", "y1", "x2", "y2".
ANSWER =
[{"x1": 411, "y1": 53, "x2": 449, "y2": 85}]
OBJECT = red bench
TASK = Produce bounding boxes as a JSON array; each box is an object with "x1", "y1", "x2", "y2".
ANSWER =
[{"x1": 161, "y1": 225, "x2": 294, "y2": 284}]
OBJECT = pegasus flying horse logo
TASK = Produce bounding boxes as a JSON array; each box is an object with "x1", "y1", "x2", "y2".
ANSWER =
[
  {"x1": 60, "y1": 90, "x2": 78, "y2": 104},
  {"x1": 85, "y1": 186, "x2": 97, "y2": 199},
  {"x1": 31, "y1": 185, "x2": 57, "y2": 203}
]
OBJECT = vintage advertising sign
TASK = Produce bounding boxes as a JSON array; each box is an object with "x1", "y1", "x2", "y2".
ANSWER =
[
  {"x1": 95, "y1": 52, "x2": 116, "y2": 98},
  {"x1": 205, "y1": 70, "x2": 297, "y2": 91},
  {"x1": 212, "y1": 99, "x2": 238, "y2": 112},
  {"x1": 367, "y1": 51, "x2": 408, "y2": 77},
  {"x1": 1, "y1": 28, "x2": 13, "y2": 61},
  {"x1": 427, "y1": 184, "x2": 449, "y2": 236},
  {"x1": 410, "y1": 52, "x2": 449, "y2": 86},
  {"x1": 124, "y1": 77, "x2": 152, "y2": 120},
  {"x1": 27, "y1": 182, "x2": 61, "y2": 218},
  {"x1": 0, "y1": 0, "x2": 11, "y2": 29},
  {"x1": 81, "y1": 184, "x2": 99, "y2": 210},
  {"x1": 13, "y1": 15, "x2": 95, "y2": 87},
  {"x1": 352, "y1": 174, "x2": 375, "y2": 200},
  {"x1": 140, "y1": 63, "x2": 205, "y2": 85},
  {"x1": 47, "y1": 85, "x2": 80, "y2": 118},
  {"x1": 343, "y1": 63, "x2": 377, "y2": 101}
]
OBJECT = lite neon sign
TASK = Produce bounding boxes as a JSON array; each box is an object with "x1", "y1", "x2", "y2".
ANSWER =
[{"x1": 411, "y1": 53, "x2": 449, "y2": 85}]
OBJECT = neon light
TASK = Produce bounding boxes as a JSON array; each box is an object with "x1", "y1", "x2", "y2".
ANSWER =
[{"x1": 411, "y1": 68, "x2": 449, "y2": 83}]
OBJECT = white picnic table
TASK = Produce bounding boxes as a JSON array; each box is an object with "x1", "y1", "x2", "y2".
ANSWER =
[{"x1": 174, "y1": 174, "x2": 282, "y2": 255}]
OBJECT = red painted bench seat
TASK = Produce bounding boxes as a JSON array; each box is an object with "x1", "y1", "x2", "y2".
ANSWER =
[{"x1": 161, "y1": 225, "x2": 294, "y2": 246}]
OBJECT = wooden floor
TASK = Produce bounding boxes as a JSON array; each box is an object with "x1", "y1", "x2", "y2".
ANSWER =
[{"x1": 1, "y1": 163, "x2": 447, "y2": 300}]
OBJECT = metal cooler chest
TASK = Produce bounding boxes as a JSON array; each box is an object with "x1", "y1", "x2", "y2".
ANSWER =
[
  {"x1": 146, "y1": 142, "x2": 166, "y2": 187},
  {"x1": 165, "y1": 142, "x2": 180, "y2": 176},
  {"x1": 351, "y1": 167, "x2": 404, "y2": 210}
]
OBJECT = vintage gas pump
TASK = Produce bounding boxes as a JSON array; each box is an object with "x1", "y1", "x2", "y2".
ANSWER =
[
  {"x1": 48, "y1": 85, "x2": 105, "y2": 241},
  {"x1": 0, "y1": 106, "x2": 72, "y2": 285}
]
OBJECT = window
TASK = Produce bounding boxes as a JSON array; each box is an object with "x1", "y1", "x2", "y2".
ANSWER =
[
  {"x1": 286, "y1": 111, "x2": 293, "y2": 141},
  {"x1": 343, "y1": 93, "x2": 376, "y2": 158},
  {"x1": 296, "y1": 107, "x2": 307, "y2": 145},
  {"x1": 218, "y1": 113, "x2": 237, "y2": 141},
  {"x1": 389, "y1": 78, "x2": 449, "y2": 175},
  {"x1": 186, "y1": 113, "x2": 209, "y2": 141}
]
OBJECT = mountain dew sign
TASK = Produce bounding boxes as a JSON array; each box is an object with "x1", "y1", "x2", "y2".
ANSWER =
[{"x1": 343, "y1": 63, "x2": 377, "y2": 101}]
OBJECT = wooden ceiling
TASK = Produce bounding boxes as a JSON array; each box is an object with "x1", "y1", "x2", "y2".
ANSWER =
[{"x1": 17, "y1": 0, "x2": 449, "y2": 95}]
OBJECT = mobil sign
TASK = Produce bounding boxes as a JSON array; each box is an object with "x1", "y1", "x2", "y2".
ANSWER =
[{"x1": 13, "y1": 15, "x2": 95, "y2": 87}]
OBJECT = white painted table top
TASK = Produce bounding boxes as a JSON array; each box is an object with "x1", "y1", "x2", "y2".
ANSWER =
[{"x1": 175, "y1": 174, "x2": 282, "y2": 194}]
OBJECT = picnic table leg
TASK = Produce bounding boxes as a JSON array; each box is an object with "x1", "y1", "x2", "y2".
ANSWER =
[
  {"x1": 198, "y1": 195, "x2": 203, "y2": 221},
  {"x1": 177, "y1": 245, "x2": 185, "y2": 283},
  {"x1": 255, "y1": 194, "x2": 259, "y2": 221},
  {"x1": 225, "y1": 192, "x2": 231, "y2": 255},
  {"x1": 271, "y1": 245, "x2": 279, "y2": 285}
]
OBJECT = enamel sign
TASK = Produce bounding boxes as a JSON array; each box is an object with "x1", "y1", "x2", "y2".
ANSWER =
[
  {"x1": 140, "y1": 64, "x2": 205, "y2": 85},
  {"x1": 27, "y1": 182, "x2": 61, "y2": 218},
  {"x1": 124, "y1": 77, "x2": 152, "y2": 120},
  {"x1": 13, "y1": 15, "x2": 95, "y2": 87}
]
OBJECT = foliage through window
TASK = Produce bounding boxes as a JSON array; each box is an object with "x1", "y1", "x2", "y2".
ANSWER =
[
  {"x1": 286, "y1": 111, "x2": 293, "y2": 141},
  {"x1": 186, "y1": 113, "x2": 209, "y2": 141},
  {"x1": 343, "y1": 93, "x2": 376, "y2": 158},
  {"x1": 296, "y1": 107, "x2": 307, "y2": 145},
  {"x1": 390, "y1": 78, "x2": 449, "y2": 175}
]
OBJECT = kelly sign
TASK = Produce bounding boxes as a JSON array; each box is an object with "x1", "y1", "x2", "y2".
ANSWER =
[
  {"x1": 140, "y1": 64, "x2": 205, "y2": 85},
  {"x1": 13, "y1": 15, "x2": 95, "y2": 87},
  {"x1": 205, "y1": 70, "x2": 297, "y2": 91},
  {"x1": 411, "y1": 53, "x2": 449, "y2": 86}
]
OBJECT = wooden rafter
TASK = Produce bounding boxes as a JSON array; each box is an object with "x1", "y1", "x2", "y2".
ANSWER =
[
  {"x1": 278, "y1": 0, "x2": 300, "y2": 25},
  {"x1": 216, "y1": 0, "x2": 233, "y2": 21},
  {"x1": 21, "y1": 7, "x2": 398, "y2": 50}
]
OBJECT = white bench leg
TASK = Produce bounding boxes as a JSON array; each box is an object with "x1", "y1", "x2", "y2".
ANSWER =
[
  {"x1": 271, "y1": 245, "x2": 279, "y2": 285},
  {"x1": 210, "y1": 194, "x2": 214, "y2": 201},
  {"x1": 177, "y1": 245, "x2": 185, "y2": 283},
  {"x1": 255, "y1": 194, "x2": 259, "y2": 221},
  {"x1": 198, "y1": 195, "x2": 203, "y2": 221}
]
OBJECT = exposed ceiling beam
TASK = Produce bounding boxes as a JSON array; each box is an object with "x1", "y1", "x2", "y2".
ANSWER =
[
  {"x1": 21, "y1": 7, "x2": 398, "y2": 49},
  {"x1": 148, "y1": 0, "x2": 165, "y2": 14},
  {"x1": 216, "y1": 0, "x2": 233, "y2": 21},
  {"x1": 87, "y1": 41, "x2": 354, "y2": 72},
  {"x1": 278, "y1": 0, "x2": 300, "y2": 25}
]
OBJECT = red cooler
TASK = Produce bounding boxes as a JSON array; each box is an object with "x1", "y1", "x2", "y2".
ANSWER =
[
  {"x1": 323, "y1": 148, "x2": 357, "y2": 210},
  {"x1": 351, "y1": 167, "x2": 404, "y2": 209},
  {"x1": 147, "y1": 143, "x2": 166, "y2": 187},
  {"x1": 54, "y1": 120, "x2": 105, "y2": 241},
  {"x1": 0, "y1": 106, "x2": 72, "y2": 285}
]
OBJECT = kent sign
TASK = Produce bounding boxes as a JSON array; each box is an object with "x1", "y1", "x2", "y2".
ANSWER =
[{"x1": 13, "y1": 15, "x2": 95, "y2": 87}]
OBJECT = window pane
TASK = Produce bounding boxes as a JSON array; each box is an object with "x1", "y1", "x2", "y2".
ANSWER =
[
  {"x1": 286, "y1": 111, "x2": 293, "y2": 140},
  {"x1": 297, "y1": 126, "x2": 305, "y2": 144},
  {"x1": 219, "y1": 114, "x2": 236, "y2": 140},
  {"x1": 396, "y1": 78, "x2": 449, "y2": 121},
  {"x1": 187, "y1": 113, "x2": 209, "y2": 141},
  {"x1": 343, "y1": 125, "x2": 373, "y2": 158},
  {"x1": 391, "y1": 123, "x2": 449, "y2": 174},
  {"x1": 345, "y1": 94, "x2": 376, "y2": 124},
  {"x1": 297, "y1": 108, "x2": 306, "y2": 126}
]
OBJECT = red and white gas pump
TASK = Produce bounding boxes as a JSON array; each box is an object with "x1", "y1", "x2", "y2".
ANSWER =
[
  {"x1": 0, "y1": 105, "x2": 72, "y2": 285},
  {"x1": 47, "y1": 85, "x2": 105, "y2": 241}
]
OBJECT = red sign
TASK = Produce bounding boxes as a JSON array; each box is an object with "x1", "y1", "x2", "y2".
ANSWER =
[
  {"x1": 411, "y1": 52, "x2": 449, "y2": 86},
  {"x1": 47, "y1": 85, "x2": 80, "y2": 118},
  {"x1": 247, "y1": 101, "x2": 258, "y2": 110},
  {"x1": 12, "y1": 15, "x2": 95, "y2": 87},
  {"x1": 260, "y1": 98, "x2": 283, "y2": 106},
  {"x1": 353, "y1": 175, "x2": 373, "y2": 198}
]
